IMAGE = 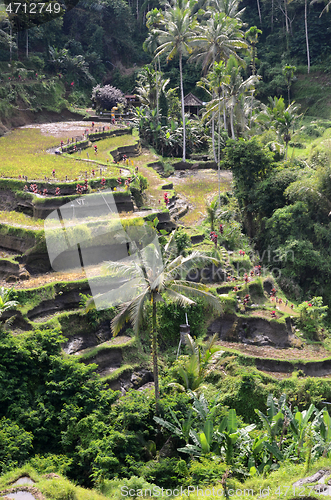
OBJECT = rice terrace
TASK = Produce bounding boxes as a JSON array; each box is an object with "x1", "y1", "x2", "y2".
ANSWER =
[{"x1": 2, "y1": 0, "x2": 331, "y2": 498}]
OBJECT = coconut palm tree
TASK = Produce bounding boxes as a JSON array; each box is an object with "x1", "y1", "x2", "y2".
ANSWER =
[
  {"x1": 103, "y1": 231, "x2": 222, "y2": 413},
  {"x1": 223, "y1": 56, "x2": 259, "y2": 139},
  {"x1": 274, "y1": 101, "x2": 301, "y2": 160},
  {"x1": 144, "y1": 9, "x2": 165, "y2": 119},
  {"x1": 282, "y1": 64, "x2": 296, "y2": 105},
  {"x1": 206, "y1": 61, "x2": 230, "y2": 203},
  {"x1": 190, "y1": 12, "x2": 247, "y2": 163},
  {"x1": 154, "y1": 0, "x2": 196, "y2": 162},
  {"x1": 189, "y1": 12, "x2": 247, "y2": 73},
  {"x1": 208, "y1": 0, "x2": 245, "y2": 18}
]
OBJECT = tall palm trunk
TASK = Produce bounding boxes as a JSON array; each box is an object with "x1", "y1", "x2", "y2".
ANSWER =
[
  {"x1": 256, "y1": 0, "x2": 262, "y2": 23},
  {"x1": 218, "y1": 92, "x2": 221, "y2": 206},
  {"x1": 9, "y1": 24, "x2": 12, "y2": 63},
  {"x1": 211, "y1": 56, "x2": 217, "y2": 163},
  {"x1": 222, "y1": 88, "x2": 227, "y2": 133},
  {"x1": 230, "y1": 105, "x2": 235, "y2": 140},
  {"x1": 212, "y1": 110, "x2": 217, "y2": 163},
  {"x1": 179, "y1": 53, "x2": 186, "y2": 162},
  {"x1": 305, "y1": 0, "x2": 310, "y2": 74},
  {"x1": 152, "y1": 293, "x2": 159, "y2": 414},
  {"x1": 26, "y1": 30, "x2": 28, "y2": 59},
  {"x1": 155, "y1": 60, "x2": 159, "y2": 123}
]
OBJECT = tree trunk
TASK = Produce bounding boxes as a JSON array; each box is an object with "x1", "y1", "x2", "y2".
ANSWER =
[
  {"x1": 179, "y1": 54, "x2": 186, "y2": 162},
  {"x1": 212, "y1": 111, "x2": 217, "y2": 163},
  {"x1": 256, "y1": 0, "x2": 262, "y2": 23},
  {"x1": 218, "y1": 94, "x2": 221, "y2": 205},
  {"x1": 271, "y1": 0, "x2": 274, "y2": 31},
  {"x1": 305, "y1": 0, "x2": 310, "y2": 74},
  {"x1": 222, "y1": 88, "x2": 227, "y2": 133},
  {"x1": 9, "y1": 24, "x2": 12, "y2": 63},
  {"x1": 155, "y1": 60, "x2": 159, "y2": 123},
  {"x1": 252, "y1": 44, "x2": 256, "y2": 76},
  {"x1": 26, "y1": 30, "x2": 28, "y2": 59},
  {"x1": 230, "y1": 105, "x2": 235, "y2": 140},
  {"x1": 284, "y1": 0, "x2": 289, "y2": 32},
  {"x1": 152, "y1": 294, "x2": 159, "y2": 414}
]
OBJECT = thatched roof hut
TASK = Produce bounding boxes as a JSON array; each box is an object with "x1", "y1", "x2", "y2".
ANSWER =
[{"x1": 184, "y1": 93, "x2": 203, "y2": 116}]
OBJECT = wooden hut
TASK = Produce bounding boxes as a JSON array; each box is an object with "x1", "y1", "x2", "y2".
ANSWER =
[{"x1": 184, "y1": 92, "x2": 203, "y2": 117}]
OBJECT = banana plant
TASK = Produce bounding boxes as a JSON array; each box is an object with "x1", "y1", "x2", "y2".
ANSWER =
[
  {"x1": 178, "y1": 419, "x2": 215, "y2": 457},
  {"x1": 154, "y1": 408, "x2": 193, "y2": 445},
  {"x1": 290, "y1": 403, "x2": 316, "y2": 459},
  {"x1": 255, "y1": 394, "x2": 288, "y2": 463},
  {"x1": 169, "y1": 334, "x2": 224, "y2": 394},
  {"x1": 215, "y1": 409, "x2": 255, "y2": 465},
  {"x1": 311, "y1": 408, "x2": 331, "y2": 459}
]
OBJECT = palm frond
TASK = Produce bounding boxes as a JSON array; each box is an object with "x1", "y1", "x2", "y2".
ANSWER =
[
  {"x1": 168, "y1": 282, "x2": 222, "y2": 313},
  {"x1": 102, "y1": 259, "x2": 143, "y2": 281},
  {"x1": 111, "y1": 289, "x2": 150, "y2": 336},
  {"x1": 165, "y1": 251, "x2": 221, "y2": 280},
  {"x1": 165, "y1": 288, "x2": 196, "y2": 307}
]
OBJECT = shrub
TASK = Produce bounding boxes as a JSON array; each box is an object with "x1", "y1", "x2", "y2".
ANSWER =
[
  {"x1": 139, "y1": 458, "x2": 188, "y2": 488},
  {"x1": 0, "y1": 418, "x2": 33, "y2": 472},
  {"x1": 174, "y1": 228, "x2": 191, "y2": 256}
]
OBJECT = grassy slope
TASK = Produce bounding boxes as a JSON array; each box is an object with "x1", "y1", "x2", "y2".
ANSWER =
[
  {"x1": 293, "y1": 70, "x2": 331, "y2": 119},
  {"x1": 0, "y1": 129, "x2": 136, "y2": 180},
  {"x1": 1, "y1": 459, "x2": 330, "y2": 499}
]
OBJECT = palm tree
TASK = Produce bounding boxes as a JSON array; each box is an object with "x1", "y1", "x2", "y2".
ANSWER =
[
  {"x1": 209, "y1": 0, "x2": 245, "y2": 18},
  {"x1": 205, "y1": 198, "x2": 221, "y2": 230},
  {"x1": 282, "y1": 64, "x2": 296, "y2": 105},
  {"x1": 245, "y1": 26, "x2": 262, "y2": 76},
  {"x1": 190, "y1": 12, "x2": 246, "y2": 165},
  {"x1": 103, "y1": 231, "x2": 222, "y2": 413},
  {"x1": 223, "y1": 56, "x2": 259, "y2": 139},
  {"x1": 0, "y1": 287, "x2": 18, "y2": 319},
  {"x1": 155, "y1": 0, "x2": 196, "y2": 162},
  {"x1": 208, "y1": 62, "x2": 230, "y2": 203},
  {"x1": 274, "y1": 101, "x2": 301, "y2": 160},
  {"x1": 144, "y1": 9, "x2": 165, "y2": 120},
  {"x1": 189, "y1": 12, "x2": 247, "y2": 73},
  {"x1": 136, "y1": 65, "x2": 170, "y2": 113}
]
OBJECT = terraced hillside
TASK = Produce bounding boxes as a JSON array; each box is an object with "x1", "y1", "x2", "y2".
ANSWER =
[{"x1": 1, "y1": 118, "x2": 331, "y2": 396}]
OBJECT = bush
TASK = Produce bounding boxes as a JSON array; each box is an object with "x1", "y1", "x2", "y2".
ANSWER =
[
  {"x1": 187, "y1": 456, "x2": 227, "y2": 486},
  {"x1": 156, "y1": 297, "x2": 210, "y2": 345},
  {"x1": 29, "y1": 454, "x2": 74, "y2": 476},
  {"x1": 0, "y1": 418, "x2": 33, "y2": 472},
  {"x1": 139, "y1": 458, "x2": 188, "y2": 488},
  {"x1": 174, "y1": 228, "x2": 191, "y2": 256},
  {"x1": 101, "y1": 476, "x2": 158, "y2": 500}
]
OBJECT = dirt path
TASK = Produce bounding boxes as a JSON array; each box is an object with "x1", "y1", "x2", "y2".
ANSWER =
[{"x1": 217, "y1": 340, "x2": 331, "y2": 361}]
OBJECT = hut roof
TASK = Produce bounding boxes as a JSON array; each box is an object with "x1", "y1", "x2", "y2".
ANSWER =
[{"x1": 184, "y1": 93, "x2": 203, "y2": 107}]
